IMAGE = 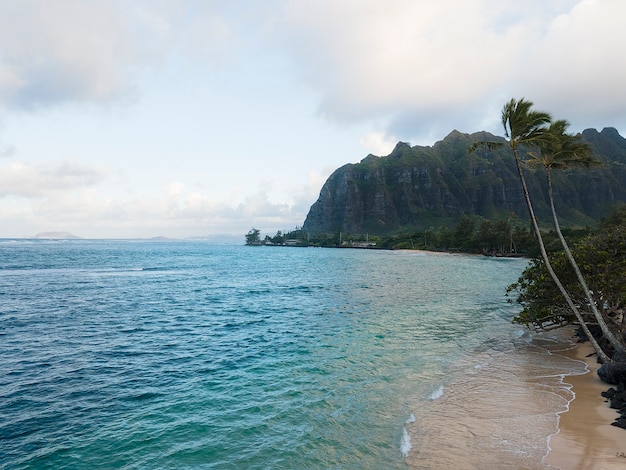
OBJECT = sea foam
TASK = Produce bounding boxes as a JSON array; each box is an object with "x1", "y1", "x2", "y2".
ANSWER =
[
  {"x1": 428, "y1": 384, "x2": 444, "y2": 400},
  {"x1": 400, "y1": 413, "x2": 416, "y2": 457},
  {"x1": 400, "y1": 428, "x2": 412, "y2": 457}
]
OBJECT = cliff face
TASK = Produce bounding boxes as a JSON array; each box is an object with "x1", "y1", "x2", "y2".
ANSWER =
[{"x1": 303, "y1": 128, "x2": 626, "y2": 235}]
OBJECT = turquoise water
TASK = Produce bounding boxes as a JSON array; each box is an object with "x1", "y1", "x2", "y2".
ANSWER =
[{"x1": 0, "y1": 241, "x2": 583, "y2": 469}]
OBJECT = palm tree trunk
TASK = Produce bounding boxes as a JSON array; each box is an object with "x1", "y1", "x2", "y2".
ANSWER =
[
  {"x1": 546, "y1": 169, "x2": 625, "y2": 354},
  {"x1": 513, "y1": 148, "x2": 612, "y2": 363}
]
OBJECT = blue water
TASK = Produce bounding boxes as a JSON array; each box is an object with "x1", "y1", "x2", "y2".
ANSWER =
[{"x1": 0, "y1": 240, "x2": 582, "y2": 469}]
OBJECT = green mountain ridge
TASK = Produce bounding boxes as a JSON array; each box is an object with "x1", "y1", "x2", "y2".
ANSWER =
[{"x1": 302, "y1": 127, "x2": 626, "y2": 235}]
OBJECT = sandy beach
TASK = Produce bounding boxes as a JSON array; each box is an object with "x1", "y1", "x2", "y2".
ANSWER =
[{"x1": 545, "y1": 341, "x2": 626, "y2": 469}]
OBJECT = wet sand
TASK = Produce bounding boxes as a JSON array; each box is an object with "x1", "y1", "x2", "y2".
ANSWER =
[{"x1": 545, "y1": 341, "x2": 626, "y2": 469}]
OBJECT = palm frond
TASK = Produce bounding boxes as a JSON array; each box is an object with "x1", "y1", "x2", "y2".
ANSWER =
[
  {"x1": 501, "y1": 98, "x2": 551, "y2": 147},
  {"x1": 532, "y1": 119, "x2": 601, "y2": 170}
]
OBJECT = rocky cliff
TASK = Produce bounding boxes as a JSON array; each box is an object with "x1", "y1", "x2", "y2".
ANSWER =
[{"x1": 302, "y1": 128, "x2": 626, "y2": 235}]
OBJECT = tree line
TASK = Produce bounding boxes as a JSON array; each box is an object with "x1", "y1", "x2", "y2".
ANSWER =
[{"x1": 246, "y1": 216, "x2": 590, "y2": 257}]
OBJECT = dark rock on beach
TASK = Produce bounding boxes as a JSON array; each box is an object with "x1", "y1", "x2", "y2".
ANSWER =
[
  {"x1": 601, "y1": 382, "x2": 626, "y2": 429},
  {"x1": 574, "y1": 325, "x2": 626, "y2": 430},
  {"x1": 613, "y1": 416, "x2": 626, "y2": 429},
  {"x1": 597, "y1": 361, "x2": 626, "y2": 385}
]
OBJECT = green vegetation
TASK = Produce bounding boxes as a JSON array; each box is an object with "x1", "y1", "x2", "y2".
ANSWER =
[
  {"x1": 466, "y1": 98, "x2": 626, "y2": 370},
  {"x1": 245, "y1": 228, "x2": 261, "y2": 245},
  {"x1": 303, "y1": 125, "x2": 626, "y2": 236},
  {"x1": 244, "y1": 215, "x2": 590, "y2": 254},
  {"x1": 508, "y1": 205, "x2": 626, "y2": 356}
]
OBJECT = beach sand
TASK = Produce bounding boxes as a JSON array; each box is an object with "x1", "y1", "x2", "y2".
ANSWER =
[{"x1": 545, "y1": 341, "x2": 626, "y2": 469}]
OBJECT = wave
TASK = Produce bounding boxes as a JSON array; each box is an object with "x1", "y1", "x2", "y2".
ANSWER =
[
  {"x1": 428, "y1": 384, "x2": 444, "y2": 400},
  {"x1": 400, "y1": 413, "x2": 417, "y2": 457},
  {"x1": 405, "y1": 329, "x2": 588, "y2": 468},
  {"x1": 542, "y1": 337, "x2": 590, "y2": 463},
  {"x1": 400, "y1": 428, "x2": 412, "y2": 457}
]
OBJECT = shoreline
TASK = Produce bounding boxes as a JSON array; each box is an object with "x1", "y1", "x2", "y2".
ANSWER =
[{"x1": 545, "y1": 339, "x2": 626, "y2": 469}]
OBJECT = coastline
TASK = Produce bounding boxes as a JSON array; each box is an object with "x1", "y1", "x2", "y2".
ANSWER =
[{"x1": 545, "y1": 339, "x2": 626, "y2": 469}]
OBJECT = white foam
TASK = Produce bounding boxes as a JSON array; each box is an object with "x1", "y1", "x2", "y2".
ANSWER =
[
  {"x1": 428, "y1": 384, "x2": 444, "y2": 400},
  {"x1": 400, "y1": 428, "x2": 412, "y2": 457},
  {"x1": 543, "y1": 355, "x2": 589, "y2": 465},
  {"x1": 400, "y1": 413, "x2": 416, "y2": 458}
]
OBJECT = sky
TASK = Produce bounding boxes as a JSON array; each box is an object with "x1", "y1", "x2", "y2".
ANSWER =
[{"x1": 1, "y1": 0, "x2": 625, "y2": 239}]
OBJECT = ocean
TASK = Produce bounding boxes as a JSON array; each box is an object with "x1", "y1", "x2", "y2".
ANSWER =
[{"x1": 0, "y1": 240, "x2": 587, "y2": 469}]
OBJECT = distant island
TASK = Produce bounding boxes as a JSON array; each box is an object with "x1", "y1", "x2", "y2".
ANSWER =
[{"x1": 29, "y1": 231, "x2": 82, "y2": 239}]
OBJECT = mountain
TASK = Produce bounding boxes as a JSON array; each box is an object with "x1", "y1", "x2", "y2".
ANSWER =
[{"x1": 302, "y1": 128, "x2": 626, "y2": 235}]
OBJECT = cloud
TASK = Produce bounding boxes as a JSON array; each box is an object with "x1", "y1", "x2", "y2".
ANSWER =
[
  {"x1": 0, "y1": 160, "x2": 108, "y2": 197},
  {"x1": 88, "y1": 186, "x2": 304, "y2": 238},
  {"x1": 277, "y1": 0, "x2": 626, "y2": 137},
  {"x1": 359, "y1": 131, "x2": 398, "y2": 156},
  {"x1": 0, "y1": 0, "x2": 219, "y2": 110},
  {"x1": 520, "y1": 0, "x2": 626, "y2": 127},
  {"x1": 0, "y1": 159, "x2": 311, "y2": 237},
  {"x1": 0, "y1": 0, "x2": 246, "y2": 110},
  {"x1": 3, "y1": 0, "x2": 625, "y2": 134},
  {"x1": 0, "y1": 0, "x2": 137, "y2": 109},
  {"x1": 279, "y1": 1, "x2": 516, "y2": 118}
]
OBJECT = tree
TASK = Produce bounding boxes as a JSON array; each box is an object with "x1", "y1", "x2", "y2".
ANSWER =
[
  {"x1": 472, "y1": 98, "x2": 610, "y2": 362},
  {"x1": 509, "y1": 223, "x2": 626, "y2": 357},
  {"x1": 473, "y1": 219, "x2": 491, "y2": 250},
  {"x1": 527, "y1": 120, "x2": 625, "y2": 355},
  {"x1": 245, "y1": 228, "x2": 261, "y2": 245},
  {"x1": 453, "y1": 216, "x2": 476, "y2": 251},
  {"x1": 271, "y1": 230, "x2": 285, "y2": 245}
]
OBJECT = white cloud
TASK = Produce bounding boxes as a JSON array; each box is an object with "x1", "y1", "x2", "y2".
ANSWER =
[
  {"x1": 0, "y1": 160, "x2": 108, "y2": 197},
  {"x1": 0, "y1": 158, "x2": 311, "y2": 238},
  {"x1": 279, "y1": 1, "x2": 516, "y2": 119},
  {"x1": 359, "y1": 131, "x2": 398, "y2": 156},
  {"x1": 277, "y1": 0, "x2": 626, "y2": 137},
  {"x1": 5, "y1": 1, "x2": 622, "y2": 132},
  {"x1": 520, "y1": 0, "x2": 626, "y2": 127},
  {"x1": 0, "y1": 0, "x2": 246, "y2": 110},
  {"x1": 3, "y1": 0, "x2": 625, "y2": 130},
  {"x1": 0, "y1": 0, "x2": 136, "y2": 108}
]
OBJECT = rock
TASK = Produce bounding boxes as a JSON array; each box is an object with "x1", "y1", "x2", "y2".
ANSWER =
[
  {"x1": 612, "y1": 417, "x2": 626, "y2": 429},
  {"x1": 601, "y1": 381, "x2": 626, "y2": 429},
  {"x1": 610, "y1": 395, "x2": 626, "y2": 410},
  {"x1": 602, "y1": 387, "x2": 617, "y2": 399},
  {"x1": 614, "y1": 350, "x2": 626, "y2": 362},
  {"x1": 597, "y1": 362, "x2": 626, "y2": 385}
]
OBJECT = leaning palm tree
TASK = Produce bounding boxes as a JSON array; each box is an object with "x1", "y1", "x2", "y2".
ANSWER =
[
  {"x1": 471, "y1": 98, "x2": 611, "y2": 362},
  {"x1": 527, "y1": 120, "x2": 626, "y2": 355},
  {"x1": 503, "y1": 99, "x2": 613, "y2": 362}
]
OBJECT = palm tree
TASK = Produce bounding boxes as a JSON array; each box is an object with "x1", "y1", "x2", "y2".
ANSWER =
[
  {"x1": 471, "y1": 98, "x2": 612, "y2": 362},
  {"x1": 527, "y1": 120, "x2": 626, "y2": 355}
]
